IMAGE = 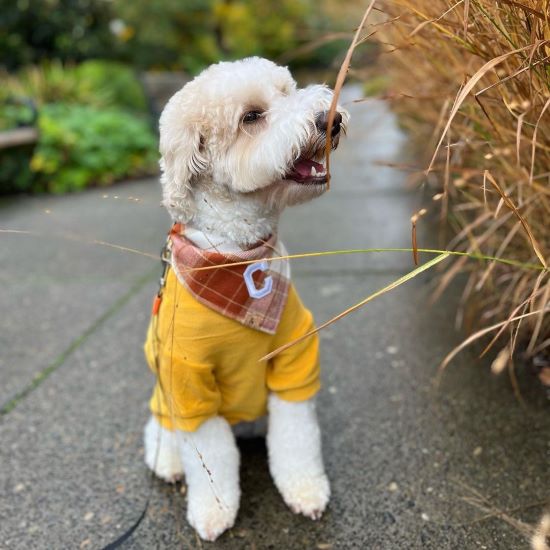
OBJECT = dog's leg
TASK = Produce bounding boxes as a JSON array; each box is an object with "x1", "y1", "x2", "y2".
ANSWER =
[
  {"x1": 144, "y1": 415, "x2": 184, "y2": 483},
  {"x1": 267, "y1": 394, "x2": 330, "y2": 519},
  {"x1": 179, "y1": 416, "x2": 240, "y2": 542}
]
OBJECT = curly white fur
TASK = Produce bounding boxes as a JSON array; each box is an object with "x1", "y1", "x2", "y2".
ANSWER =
[
  {"x1": 144, "y1": 416, "x2": 183, "y2": 483},
  {"x1": 144, "y1": 56, "x2": 347, "y2": 541},
  {"x1": 145, "y1": 416, "x2": 240, "y2": 541},
  {"x1": 267, "y1": 394, "x2": 330, "y2": 519},
  {"x1": 159, "y1": 56, "x2": 348, "y2": 246}
]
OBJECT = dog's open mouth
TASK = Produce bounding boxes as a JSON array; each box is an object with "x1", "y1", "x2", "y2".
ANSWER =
[{"x1": 284, "y1": 157, "x2": 327, "y2": 185}]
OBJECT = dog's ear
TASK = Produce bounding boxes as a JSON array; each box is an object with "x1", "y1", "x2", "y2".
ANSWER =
[{"x1": 159, "y1": 104, "x2": 208, "y2": 222}]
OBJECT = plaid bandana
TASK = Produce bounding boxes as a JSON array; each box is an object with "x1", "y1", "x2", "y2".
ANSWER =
[{"x1": 170, "y1": 228, "x2": 290, "y2": 334}]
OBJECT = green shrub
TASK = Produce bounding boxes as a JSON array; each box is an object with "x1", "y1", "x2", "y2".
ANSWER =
[
  {"x1": 0, "y1": 61, "x2": 93, "y2": 106},
  {"x1": 0, "y1": 61, "x2": 153, "y2": 195},
  {"x1": 0, "y1": 146, "x2": 35, "y2": 194},
  {"x1": 0, "y1": 100, "x2": 37, "y2": 193},
  {"x1": 112, "y1": 0, "x2": 357, "y2": 73},
  {"x1": 0, "y1": 100, "x2": 35, "y2": 131},
  {"x1": 30, "y1": 103, "x2": 157, "y2": 193},
  {"x1": 0, "y1": 0, "x2": 118, "y2": 70},
  {"x1": 75, "y1": 60, "x2": 147, "y2": 112},
  {"x1": 1, "y1": 60, "x2": 148, "y2": 112}
]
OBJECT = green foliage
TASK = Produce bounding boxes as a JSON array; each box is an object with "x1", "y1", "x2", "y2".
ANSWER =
[
  {"x1": 0, "y1": 101, "x2": 35, "y2": 131},
  {"x1": 113, "y1": 0, "x2": 331, "y2": 73},
  {"x1": 1, "y1": 0, "x2": 359, "y2": 74},
  {"x1": 1, "y1": 60, "x2": 147, "y2": 111},
  {"x1": 0, "y1": 61, "x2": 153, "y2": 195},
  {"x1": 0, "y1": 100, "x2": 37, "y2": 193},
  {"x1": 0, "y1": 0, "x2": 118, "y2": 70},
  {"x1": 0, "y1": 0, "x2": 361, "y2": 195},
  {"x1": 0, "y1": 146, "x2": 35, "y2": 193},
  {"x1": 75, "y1": 61, "x2": 147, "y2": 111},
  {"x1": 1, "y1": 61, "x2": 95, "y2": 106},
  {"x1": 29, "y1": 104, "x2": 157, "y2": 193}
]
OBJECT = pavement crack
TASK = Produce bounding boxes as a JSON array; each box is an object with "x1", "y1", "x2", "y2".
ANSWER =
[{"x1": 0, "y1": 267, "x2": 157, "y2": 419}]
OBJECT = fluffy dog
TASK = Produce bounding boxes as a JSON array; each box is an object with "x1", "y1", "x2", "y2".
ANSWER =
[{"x1": 143, "y1": 57, "x2": 348, "y2": 541}]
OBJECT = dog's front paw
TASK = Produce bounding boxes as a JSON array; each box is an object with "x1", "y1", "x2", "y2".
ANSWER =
[
  {"x1": 145, "y1": 446, "x2": 183, "y2": 483},
  {"x1": 144, "y1": 417, "x2": 184, "y2": 483},
  {"x1": 187, "y1": 492, "x2": 238, "y2": 541},
  {"x1": 278, "y1": 473, "x2": 330, "y2": 520}
]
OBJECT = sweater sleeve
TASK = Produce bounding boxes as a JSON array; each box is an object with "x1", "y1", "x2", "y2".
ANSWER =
[
  {"x1": 266, "y1": 285, "x2": 321, "y2": 402},
  {"x1": 149, "y1": 356, "x2": 221, "y2": 432}
]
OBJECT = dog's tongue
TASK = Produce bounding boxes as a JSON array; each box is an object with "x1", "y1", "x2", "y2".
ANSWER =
[{"x1": 294, "y1": 158, "x2": 324, "y2": 177}]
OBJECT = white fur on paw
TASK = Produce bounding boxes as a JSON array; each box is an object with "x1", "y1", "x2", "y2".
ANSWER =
[
  {"x1": 279, "y1": 474, "x2": 330, "y2": 520},
  {"x1": 187, "y1": 494, "x2": 238, "y2": 542},
  {"x1": 146, "y1": 449, "x2": 183, "y2": 483},
  {"x1": 144, "y1": 418, "x2": 184, "y2": 483}
]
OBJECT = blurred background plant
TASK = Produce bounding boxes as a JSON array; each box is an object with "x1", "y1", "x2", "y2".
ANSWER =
[
  {"x1": 374, "y1": 0, "x2": 549, "y2": 383},
  {"x1": 0, "y1": 60, "x2": 153, "y2": 193},
  {"x1": 114, "y1": 0, "x2": 346, "y2": 73},
  {"x1": 31, "y1": 103, "x2": 157, "y2": 193},
  {"x1": 0, "y1": 0, "x2": 364, "y2": 195}
]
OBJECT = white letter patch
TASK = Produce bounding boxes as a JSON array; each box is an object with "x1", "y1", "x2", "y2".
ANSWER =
[{"x1": 243, "y1": 261, "x2": 273, "y2": 299}]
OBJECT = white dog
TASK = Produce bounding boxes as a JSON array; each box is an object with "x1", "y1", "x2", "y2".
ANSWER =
[{"x1": 143, "y1": 57, "x2": 348, "y2": 541}]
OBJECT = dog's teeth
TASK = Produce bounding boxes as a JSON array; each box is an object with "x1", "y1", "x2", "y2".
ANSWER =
[{"x1": 310, "y1": 166, "x2": 316, "y2": 176}]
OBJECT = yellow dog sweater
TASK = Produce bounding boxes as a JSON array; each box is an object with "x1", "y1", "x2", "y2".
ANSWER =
[{"x1": 144, "y1": 229, "x2": 320, "y2": 432}]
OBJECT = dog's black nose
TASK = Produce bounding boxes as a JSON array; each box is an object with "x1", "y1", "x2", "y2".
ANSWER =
[{"x1": 315, "y1": 111, "x2": 342, "y2": 137}]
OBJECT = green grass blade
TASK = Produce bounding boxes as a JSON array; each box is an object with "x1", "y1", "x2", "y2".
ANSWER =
[{"x1": 261, "y1": 253, "x2": 451, "y2": 361}]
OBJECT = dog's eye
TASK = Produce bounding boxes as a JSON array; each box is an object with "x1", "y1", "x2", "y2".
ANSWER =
[{"x1": 242, "y1": 110, "x2": 263, "y2": 123}]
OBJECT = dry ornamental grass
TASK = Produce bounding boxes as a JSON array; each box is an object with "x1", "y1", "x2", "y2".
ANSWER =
[{"x1": 375, "y1": 0, "x2": 550, "y2": 385}]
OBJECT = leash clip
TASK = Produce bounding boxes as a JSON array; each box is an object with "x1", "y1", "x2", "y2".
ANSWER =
[
  {"x1": 152, "y1": 227, "x2": 175, "y2": 315},
  {"x1": 158, "y1": 239, "x2": 172, "y2": 289}
]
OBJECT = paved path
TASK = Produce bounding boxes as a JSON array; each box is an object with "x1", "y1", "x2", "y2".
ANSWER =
[{"x1": 0, "y1": 87, "x2": 548, "y2": 549}]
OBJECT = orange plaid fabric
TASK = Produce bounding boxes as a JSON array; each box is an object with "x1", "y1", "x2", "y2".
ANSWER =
[{"x1": 170, "y1": 230, "x2": 290, "y2": 334}]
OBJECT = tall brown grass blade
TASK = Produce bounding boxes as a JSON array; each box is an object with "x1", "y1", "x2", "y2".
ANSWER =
[
  {"x1": 507, "y1": 323, "x2": 525, "y2": 404},
  {"x1": 261, "y1": 253, "x2": 450, "y2": 362},
  {"x1": 411, "y1": 219, "x2": 419, "y2": 265},
  {"x1": 475, "y1": 221, "x2": 522, "y2": 291},
  {"x1": 479, "y1": 271, "x2": 547, "y2": 358},
  {"x1": 410, "y1": 208, "x2": 427, "y2": 265},
  {"x1": 530, "y1": 97, "x2": 550, "y2": 185},
  {"x1": 324, "y1": 0, "x2": 377, "y2": 189},
  {"x1": 498, "y1": 0, "x2": 546, "y2": 20},
  {"x1": 379, "y1": 0, "x2": 550, "y2": 373},
  {"x1": 463, "y1": 0, "x2": 469, "y2": 36},
  {"x1": 408, "y1": 0, "x2": 465, "y2": 38},
  {"x1": 395, "y1": 1, "x2": 472, "y2": 47},
  {"x1": 484, "y1": 170, "x2": 547, "y2": 268},
  {"x1": 427, "y1": 44, "x2": 533, "y2": 174},
  {"x1": 516, "y1": 111, "x2": 526, "y2": 167},
  {"x1": 430, "y1": 255, "x2": 468, "y2": 305},
  {"x1": 527, "y1": 280, "x2": 550, "y2": 355},
  {"x1": 474, "y1": 56, "x2": 550, "y2": 98},
  {"x1": 474, "y1": 94, "x2": 502, "y2": 138},
  {"x1": 439, "y1": 307, "x2": 549, "y2": 372},
  {"x1": 458, "y1": 481, "x2": 535, "y2": 539}
]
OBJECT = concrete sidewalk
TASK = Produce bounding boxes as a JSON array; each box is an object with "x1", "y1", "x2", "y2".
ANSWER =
[{"x1": 0, "y1": 87, "x2": 548, "y2": 549}]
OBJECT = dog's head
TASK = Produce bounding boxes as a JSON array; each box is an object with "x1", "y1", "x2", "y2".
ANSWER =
[{"x1": 159, "y1": 57, "x2": 349, "y2": 223}]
